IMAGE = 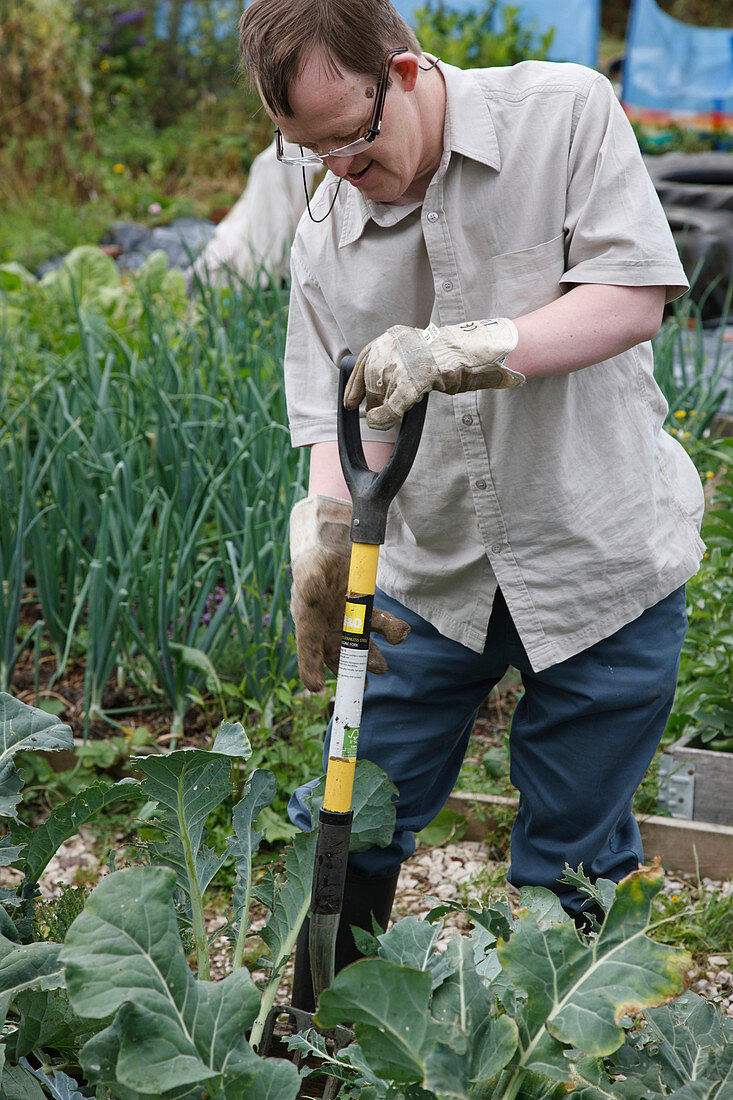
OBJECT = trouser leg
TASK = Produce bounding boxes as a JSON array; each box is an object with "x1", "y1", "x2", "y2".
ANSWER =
[
  {"x1": 506, "y1": 586, "x2": 687, "y2": 915},
  {"x1": 291, "y1": 869, "x2": 399, "y2": 1012}
]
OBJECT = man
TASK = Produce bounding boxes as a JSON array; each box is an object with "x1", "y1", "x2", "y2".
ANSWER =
[{"x1": 238, "y1": 0, "x2": 705, "y2": 1009}]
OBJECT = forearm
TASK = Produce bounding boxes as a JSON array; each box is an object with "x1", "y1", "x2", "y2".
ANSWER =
[
  {"x1": 307, "y1": 439, "x2": 395, "y2": 499},
  {"x1": 506, "y1": 283, "x2": 667, "y2": 380}
]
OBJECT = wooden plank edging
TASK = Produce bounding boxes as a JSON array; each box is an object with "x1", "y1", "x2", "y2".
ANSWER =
[{"x1": 446, "y1": 791, "x2": 733, "y2": 881}]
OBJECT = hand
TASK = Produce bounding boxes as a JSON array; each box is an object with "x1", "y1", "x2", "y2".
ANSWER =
[
  {"x1": 289, "y1": 495, "x2": 410, "y2": 691},
  {"x1": 344, "y1": 317, "x2": 524, "y2": 430}
]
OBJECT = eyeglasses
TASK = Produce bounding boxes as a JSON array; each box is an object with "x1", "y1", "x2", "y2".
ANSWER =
[{"x1": 274, "y1": 47, "x2": 408, "y2": 166}]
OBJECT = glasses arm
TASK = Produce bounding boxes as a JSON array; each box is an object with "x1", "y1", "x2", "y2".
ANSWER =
[{"x1": 365, "y1": 46, "x2": 408, "y2": 141}]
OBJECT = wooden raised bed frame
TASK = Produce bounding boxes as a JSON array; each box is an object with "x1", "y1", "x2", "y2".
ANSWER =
[{"x1": 446, "y1": 791, "x2": 733, "y2": 882}]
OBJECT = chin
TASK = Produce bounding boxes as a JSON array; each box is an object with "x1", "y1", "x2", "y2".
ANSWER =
[{"x1": 362, "y1": 175, "x2": 408, "y2": 204}]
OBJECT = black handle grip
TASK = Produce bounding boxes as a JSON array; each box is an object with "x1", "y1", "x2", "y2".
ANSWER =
[{"x1": 337, "y1": 354, "x2": 427, "y2": 544}]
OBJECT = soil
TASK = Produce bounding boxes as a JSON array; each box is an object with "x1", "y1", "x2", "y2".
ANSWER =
[{"x1": 10, "y1": 633, "x2": 219, "y2": 752}]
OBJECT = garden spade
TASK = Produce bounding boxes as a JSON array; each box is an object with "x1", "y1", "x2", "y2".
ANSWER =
[{"x1": 307, "y1": 354, "x2": 428, "y2": 1003}]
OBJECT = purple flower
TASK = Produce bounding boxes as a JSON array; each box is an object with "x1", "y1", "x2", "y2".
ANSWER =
[
  {"x1": 133, "y1": 35, "x2": 148, "y2": 46},
  {"x1": 114, "y1": 8, "x2": 145, "y2": 25}
]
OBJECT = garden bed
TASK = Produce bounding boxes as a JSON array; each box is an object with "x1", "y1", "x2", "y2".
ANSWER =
[{"x1": 659, "y1": 734, "x2": 733, "y2": 825}]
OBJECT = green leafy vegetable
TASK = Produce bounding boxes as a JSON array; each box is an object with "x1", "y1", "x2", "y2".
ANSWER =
[
  {"x1": 0, "y1": 694, "x2": 73, "y2": 819},
  {"x1": 20, "y1": 777, "x2": 141, "y2": 885},
  {"x1": 62, "y1": 866, "x2": 300, "y2": 1098}
]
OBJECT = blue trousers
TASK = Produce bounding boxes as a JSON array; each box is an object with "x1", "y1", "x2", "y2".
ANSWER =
[{"x1": 289, "y1": 585, "x2": 687, "y2": 915}]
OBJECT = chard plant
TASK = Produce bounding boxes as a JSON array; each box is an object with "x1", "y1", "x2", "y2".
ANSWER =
[
  {"x1": 0, "y1": 691, "x2": 396, "y2": 1096},
  {"x1": 291, "y1": 872, "x2": 732, "y2": 1099}
]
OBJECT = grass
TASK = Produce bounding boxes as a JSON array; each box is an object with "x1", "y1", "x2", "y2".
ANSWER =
[{"x1": 651, "y1": 875, "x2": 733, "y2": 970}]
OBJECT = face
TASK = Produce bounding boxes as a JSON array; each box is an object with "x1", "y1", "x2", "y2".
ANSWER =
[{"x1": 268, "y1": 49, "x2": 442, "y2": 205}]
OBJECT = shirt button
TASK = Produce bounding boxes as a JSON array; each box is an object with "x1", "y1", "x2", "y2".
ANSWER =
[
  {"x1": 427, "y1": 211, "x2": 439, "y2": 222},
  {"x1": 461, "y1": 414, "x2": 474, "y2": 426},
  {"x1": 491, "y1": 543, "x2": 503, "y2": 554},
  {"x1": 442, "y1": 280, "x2": 454, "y2": 291},
  {"x1": 475, "y1": 478, "x2": 487, "y2": 490}
]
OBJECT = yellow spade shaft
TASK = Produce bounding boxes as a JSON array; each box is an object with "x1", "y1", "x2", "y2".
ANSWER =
[{"x1": 322, "y1": 540, "x2": 380, "y2": 814}]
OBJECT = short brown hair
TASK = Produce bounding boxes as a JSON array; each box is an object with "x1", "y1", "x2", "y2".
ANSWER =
[{"x1": 239, "y1": 0, "x2": 421, "y2": 116}]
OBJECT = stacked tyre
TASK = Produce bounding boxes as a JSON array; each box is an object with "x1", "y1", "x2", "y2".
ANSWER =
[{"x1": 645, "y1": 153, "x2": 733, "y2": 323}]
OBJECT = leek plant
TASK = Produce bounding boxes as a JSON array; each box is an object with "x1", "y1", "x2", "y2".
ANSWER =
[
  {"x1": 0, "y1": 432, "x2": 47, "y2": 692},
  {"x1": 653, "y1": 291, "x2": 732, "y2": 447},
  {"x1": 0, "y1": 263, "x2": 305, "y2": 735},
  {"x1": 120, "y1": 481, "x2": 244, "y2": 746}
]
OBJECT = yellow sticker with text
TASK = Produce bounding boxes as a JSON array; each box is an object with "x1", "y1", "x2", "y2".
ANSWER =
[{"x1": 343, "y1": 601, "x2": 366, "y2": 634}]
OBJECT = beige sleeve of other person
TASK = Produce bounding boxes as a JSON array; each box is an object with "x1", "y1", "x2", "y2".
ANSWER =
[{"x1": 188, "y1": 143, "x2": 320, "y2": 289}]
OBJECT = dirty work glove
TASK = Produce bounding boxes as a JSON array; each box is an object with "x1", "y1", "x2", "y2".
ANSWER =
[
  {"x1": 344, "y1": 317, "x2": 524, "y2": 430},
  {"x1": 290, "y1": 495, "x2": 410, "y2": 692}
]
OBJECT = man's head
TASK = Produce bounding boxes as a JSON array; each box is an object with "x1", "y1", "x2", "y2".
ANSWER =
[
  {"x1": 239, "y1": 0, "x2": 420, "y2": 118},
  {"x1": 239, "y1": 0, "x2": 445, "y2": 205}
]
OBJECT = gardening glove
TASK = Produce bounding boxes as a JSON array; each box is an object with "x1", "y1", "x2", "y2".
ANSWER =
[
  {"x1": 344, "y1": 317, "x2": 524, "y2": 430},
  {"x1": 289, "y1": 495, "x2": 410, "y2": 692}
]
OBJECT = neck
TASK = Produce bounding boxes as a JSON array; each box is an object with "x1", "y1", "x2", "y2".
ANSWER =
[{"x1": 395, "y1": 58, "x2": 446, "y2": 205}]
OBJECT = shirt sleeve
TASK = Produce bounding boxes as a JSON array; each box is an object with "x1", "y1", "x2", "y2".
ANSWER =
[
  {"x1": 285, "y1": 237, "x2": 400, "y2": 447},
  {"x1": 561, "y1": 74, "x2": 689, "y2": 304}
]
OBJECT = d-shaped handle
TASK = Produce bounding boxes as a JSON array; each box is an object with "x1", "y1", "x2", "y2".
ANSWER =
[{"x1": 337, "y1": 354, "x2": 428, "y2": 544}]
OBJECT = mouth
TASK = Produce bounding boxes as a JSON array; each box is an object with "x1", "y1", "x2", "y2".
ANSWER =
[{"x1": 346, "y1": 160, "x2": 374, "y2": 185}]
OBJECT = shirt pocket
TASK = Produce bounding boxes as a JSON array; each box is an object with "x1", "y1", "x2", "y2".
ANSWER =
[{"x1": 489, "y1": 233, "x2": 566, "y2": 316}]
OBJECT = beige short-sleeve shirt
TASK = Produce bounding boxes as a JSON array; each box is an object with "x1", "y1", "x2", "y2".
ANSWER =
[{"x1": 284, "y1": 60, "x2": 705, "y2": 671}]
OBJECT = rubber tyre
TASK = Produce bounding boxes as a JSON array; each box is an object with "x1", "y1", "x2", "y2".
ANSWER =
[
  {"x1": 663, "y1": 204, "x2": 733, "y2": 322},
  {"x1": 646, "y1": 152, "x2": 733, "y2": 212}
]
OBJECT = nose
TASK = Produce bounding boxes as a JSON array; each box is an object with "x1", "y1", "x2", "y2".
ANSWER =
[{"x1": 323, "y1": 154, "x2": 356, "y2": 178}]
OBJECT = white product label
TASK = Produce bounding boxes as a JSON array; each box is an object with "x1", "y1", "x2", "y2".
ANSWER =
[{"x1": 330, "y1": 646, "x2": 368, "y2": 760}]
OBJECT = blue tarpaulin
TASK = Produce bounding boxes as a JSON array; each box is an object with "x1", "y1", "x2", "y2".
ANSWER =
[
  {"x1": 623, "y1": 0, "x2": 733, "y2": 125},
  {"x1": 158, "y1": 1, "x2": 600, "y2": 69},
  {"x1": 154, "y1": 1, "x2": 238, "y2": 43},
  {"x1": 392, "y1": 0, "x2": 600, "y2": 68}
]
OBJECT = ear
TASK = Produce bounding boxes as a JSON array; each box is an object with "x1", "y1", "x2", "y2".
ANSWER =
[{"x1": 392, "y1": 53, "x2": 419, "y2": 93}]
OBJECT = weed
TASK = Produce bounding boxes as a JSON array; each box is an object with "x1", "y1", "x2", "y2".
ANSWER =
[
  {"x1": 32, "y1": 882, "x2": 89, "y2": 943},
  {"x1": 667, "y1": 439, "x2": 733, "y2": 751},
  {"x1": 458, "y1": 859, "x2": 511, "y2": 906},
  {"x1": 414, "y1": 0, "x2": 554, "y2": 67},
  {"x1": 650, "y1": 876, "x2": 733, "y2": 967}
]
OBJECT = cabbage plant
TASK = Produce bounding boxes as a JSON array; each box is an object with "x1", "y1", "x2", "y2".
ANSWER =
[{"x1": 0, "y1": 691, "x2": 731, "y2": 1099}]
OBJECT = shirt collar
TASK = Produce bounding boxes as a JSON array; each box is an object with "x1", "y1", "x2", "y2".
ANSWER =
[{"x1": 338, "y1": 61, "x2": 500, "y2": 248}]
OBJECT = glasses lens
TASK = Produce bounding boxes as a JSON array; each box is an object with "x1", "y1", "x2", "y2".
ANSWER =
[
  {"x1": 275, "y1": 130, "x2": 323, "y2": 166},
  {"x1": 324, "y1": 136, "x2": 374, "y2": 158},
  {"x1": 285, "y1": 150, "x2": 323, "y2": 165}
]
